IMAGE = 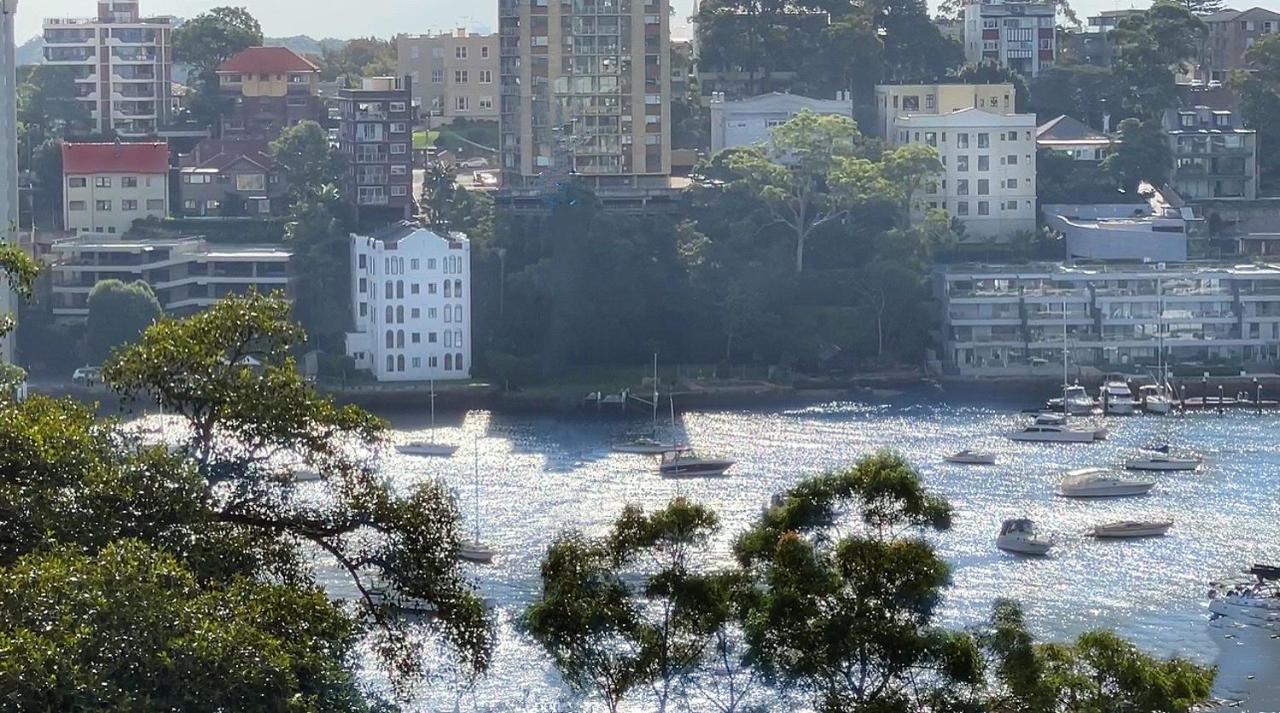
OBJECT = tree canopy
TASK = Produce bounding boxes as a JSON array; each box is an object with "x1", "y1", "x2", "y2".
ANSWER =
[
  {"x1": 172, "y1": 6, "x2": 265, "y2": 72},
  {"x1": 1232, "y1": 34, "x2": 1280, "y2": 192},
  {"x1": 84, "y1": 279, "x2": 163, "y2": 364}
]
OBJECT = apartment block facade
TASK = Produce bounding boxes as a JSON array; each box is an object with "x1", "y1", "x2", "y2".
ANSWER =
[
  {"x1": 1163, "y1": 106, "x2": 1258, "y2": 201},
  {"x1": 1059, "y1": 10, "x2": 1144, "y2": 68},
  {"x1": 42, "y1": 0, "x2": 174, "y2": 137},
  {"x1": 337, "y1": 77, "x2": 415, "y2": 221},
  {"x1": 217, "y1": 46, "x2": 325, "y2": 142},
  {"x1": 709, "y1": 91, "x2": 853, "y2": 154},
  {"x1": 1202, "y1": 7, "x2": 1280, "y2": 83},
  {"x1": 498, "y1": 0, "x2": 672, "y2": 189},
  {"x1": 893, "y1": 108, "x2": 1038, "y2": 241},
  {"x1": 49, "y1": 235, "x2": 291, "y2": 320},
  {"x1": 63, "y1": 141, "x2": 169, "y2": 235},
  {"x1": 345, "y1": 222, "x2": 472, "y2": 382},
  {"x1": 179, "y1": 140, "x2": 287, "y2": 217},
  {"x1": 962, "y1": 0, "x2": 1056, "y2": 77},
  {"x1": 874, "y1": 83, "x2": 1014, "y2": 140},
  {"x1": 397, "y1": 29, "x2": 500, "y2": 123},
  {"x1": 936, "y1": 262, "x2": 1280, "y2": 375}
]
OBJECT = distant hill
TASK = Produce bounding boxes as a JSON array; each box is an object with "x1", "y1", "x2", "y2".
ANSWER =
[
  {"x1": 13, "y1": 35, "x2": 350, "y2": 68},
  {"x1": 16, "y1": 36, "x2": 43, "y2": 66}
]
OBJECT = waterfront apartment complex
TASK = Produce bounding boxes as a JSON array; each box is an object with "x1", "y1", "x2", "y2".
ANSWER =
[
  {"x1": 892, "y1": 108, "x2": 1037, "y2": 241},
  {"x1": 42, "y1": 0, "x2": 174, "y2": 137},
  {"x1": 962, "y1": 0, "x2": 1056, "y2": 77},
  {"x1": 63, "y1": 141, "x2": 169, "y2": 235},
  {"x1": 345, "y1": 222, "x2": 472, "y2": 382},
  {"x1": 216, "y1": 46, "x2": 324, "y2": 142},
  {"x1": 396, "y1": 29, "x2": 499, "y2": 123},
  {"x1": 337, "y1": 77, "x2": 415, "y2": 221},
  {"x1": 1202, "y1": 7, "x2": 1280, "y2": 83},
  {"x1": 935, "y1": 262, "x2": 1280, "y2": 375},
  {"x1": 498, "y1": 0, "x2": 672, "y2": 189},
  {"x1": 49, "y1": 235, "x2": 291, "y2": 320},
  {"x1": 1162, "y1": 106, "x2": 1258, "y2": 201},
  {"x1": 874, "y1": 83, "x2": 1014, "y2": 141}
]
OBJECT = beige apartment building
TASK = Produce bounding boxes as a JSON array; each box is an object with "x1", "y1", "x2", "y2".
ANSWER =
[
  {"x1": 875, "y1": 83, "x2": 1015, "y2": 141},
  {"x1": 498, "y1": 0, "x2": 672, "y2": 192},
  {"x1": 397, "y1": 29, "x2": 499, "y2": 123}
]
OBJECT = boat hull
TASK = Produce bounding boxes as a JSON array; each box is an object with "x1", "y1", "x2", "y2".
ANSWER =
[
  {"x1": 397, "y1": 444, "x2": 459, "y2": 457},
  {"x1": 1058, "y1": 483, "x2": 1155, "y2": 498},
  {"x1": 1007, "y1": 430, "x2": 1099, "y2": 443},
  {"x1": 997, "y1": 538, "x2": 1053, "y2": 556},
  {"x1": 458, "y1": 543, "x2": 496, "y2": 564},
  {"x1": 947, "y1": 454, "x2": 996, "y2": 465},
  {"x1": 1125, "y1": 459, "x2": 1199, "y2": 472},
  {"x1": 1091, "y1": 522, "x2": 1173, "y2": 538},
  {"x1": 660, "y1": 461, "x2": 735, "y2": 478}
]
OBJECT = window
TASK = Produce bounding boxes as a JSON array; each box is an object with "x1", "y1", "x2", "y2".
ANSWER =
[
  {"x1": 96, "y1": 200, "x2": 112, "y2": 211},
  {"x1": 391, "y1": 186, "x2": 408, "y2": 197},
  {"x1": 445, "y1": 331, "x2": 453, "y2": 348},
  {"x1": 69, "y1": 200, "x2": 87, "y2": 211},
  {"x1": 456, "y1": 45, "x2": 468, "y2": 59},
  {"x1": 1006, "y1": 200, "x2": 1018, "y2": 210},
  {"x1": 396, "y1": 281, "x2": 404, "y2": 299},
  {"x1": 385, "y1": 306, "x2": 393, "y2": 323},
  {"x1": 445, "y1": 307, "x2": 453, "y2": 323},
  {"x1": 925, "y1": 95, "x2": 935, "y2": 110},
  {"x1": 479, "y1": 96, "x2": 493, "y2": 111},
  {"x1": 95, "y1": 177, "x2": 112, "y2": 188},
  {"x1": 957, "y1": 201, "x2": 969, "y2": 216},
  {"x1": 1006, "y1": 178, "x2": 1018, "y2": 189},
  {"x1": 1006, "y1": 131, "x2": 1018, "y2": 141},
  {"x1": 1039, "y1": 38, "x2": 1052, "y2": 50},
  {"x1": 410, "y1": 259, "x2": 419, "y2": 270},
  {"x1": 359, "y1": 277, "x2": 367, "y2": 293},
  {"x1": 977, "y1": 133, "x2": 989, "y2": 148},
  {"x1": 455, "y1": 353, "x2": 463, "y2": 372},
  {"x1": 236, "y1": 174, "x2": 266, "y2": 192},
  {"x1": 454, "y1": 279, "x2": 462, "y2": 295},
  {"x1": 428, "y1": 283, "x2": 438, "y2": 295},
  {"x1": 481, "y1": 46, "x2": 490, "y2": 58},
  {"x1": 121, "y1": 199, "x2": 138, "y2": 211},
  {"x1": 429, "y1": 332, "x2": 438, "y2": 343},
  {"x1": 411, "y1": 284, "x2": 420, "y2": 295},
  {"x1": 358, "y1": 254, "x2": 367, "y2": 270},
  {"x1": 390, "y1": 101, "x2": 406, "y2": 112},
  {"x1": 480, "y1": 69, "x2": 493, "y2": 84},
  {"x1": 978, "y1": 155, "x2": 989, "y2": 171},
  {"x1": 412, "y1": 357, "x2": 421, "y2": 368},
  {"x1": 391, "y1": 165, "x2": 408, "y2": 176},
  {"x1": 903, "y1": 95, "x2": 920, "y2": 111},
  {"x1": 428, "y1": 258, "x2": 437, "y2": 270},
  {"x1": 428, "y1": 308, "x2": 438, "y2": 319},
  {"x1": 359, "y1": 302, "x2": 368, "y2": 317},
  {"x1": 1179, "y1": 113, "x2": 1195, "y2": 128},
  {"x1": 445, "y1": 354, "x2": 453, "y2": 370},
  {"x1": 977, "y1": 179, "x2": 989, "y2": 195},
  {"x1": 957, "y1": 133, "x2": 969, "y2": 149},
  {"x1": 396, "y1": 330, "x2": 405, "y2": 348},
  {"x1": 385, "y1": 330, "x2": 394, "y2": 348},
  {"x1": 978, "y1": 201, "x2": 990, "y2": 216},
  {"x1": 1006, "y1": 154, "x2": 1018, "y2": 165},
  {"x1": 411, "y1": 307, "x2": 420, "y2": 318},
  {"x1": 146, "y1": 199, "x2": 164, "y2": 210},
  {"x1": 924, "y1": 131, "x2": 937, "y2": 147},
  {"x1": 183, "y1": 199, "x2": 196, "y2": 210},
  {"x1": 455, "y1": 96, "x2": 470, "y2": 111},
  {"x1": 390, "y1": 122, "x2": 407, "y2": 133},
  {"x1": 432, "y1": 69, "x2": 444, "y2": 83},
  {"x1": 956, "y1": 155, "x2": 969, "y2": 172},
  {"x1": 387, "y1": 356, "x2": 395, "y2": 372},
  {"x1": 956, "y1": 179, "x2": 969, "y2": 196},
  {"x1": 121, "y1": 176, "x2": 138, "y2": 188},
  {"x1": 397, "y1": 355, "x2": 406, "y2": 371},
  {"x1": 412, "y1": 333, "x2": 421, "y2": 344},
  {"x1": 391, "y1": 143, "x2": 407, "y2": 155},
  {"x1": 69, "y1": 177, "x2": 87, "y2": 188},
  {"x1": 385, "y1": 282, "x2": 393, "y2": 299},
  {"x1": 444, "y1": 281, "x2": 452, "y2": 299},
  {"x1": 454, "y1": 70, "x2": 469, "y2": 84}
]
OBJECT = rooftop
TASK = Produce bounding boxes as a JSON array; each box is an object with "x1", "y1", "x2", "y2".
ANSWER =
[
  {"x1": 1037, "y1": 115, "x2": 1110, "y2": 143},
  {"x1": 940, "y1": 261, "x2": 1280, "y2": 278},
  {"x1": 62, "y1": 142, "x2": 169, "y2": 174},
  {"x1": 218, "y1": 46, "x2": 320, "y2": 75}
]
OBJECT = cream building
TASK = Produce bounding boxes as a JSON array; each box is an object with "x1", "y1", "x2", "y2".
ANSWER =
[
  {"x1": 62, "y1": 142, "x2": 170, "y2": 235},
  {"x1": 397, "y1": 29, "x2": 499, "y2": 123},
  {"x1": 874, "y1": 83, "x2": 1015, "y2": 140},
  {"x1": 894, "y1": 108, "x2": 1037, "y2": 242}
]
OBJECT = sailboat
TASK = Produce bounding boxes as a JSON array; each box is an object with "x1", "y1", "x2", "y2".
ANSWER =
[
  {"x1": 1142, "y1": 282, "x2": 1176, "y2": 415},
  {"x1": 458, "y1": 437, "x2": 495, "y2": 564},
  {"x1": 397, "y1": 381, "x2": 459, "y2": 457},
  {"x1": 613, "y1": 354, "x2": 677, "y2": 455},
  {"x1": 1011, "y1": 300, "x2": 1106, "y2": 443}
]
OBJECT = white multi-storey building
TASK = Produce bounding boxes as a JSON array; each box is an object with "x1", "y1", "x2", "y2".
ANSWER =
[
  {"x1": 42, "y1": 0, "x2": 175, "y2": 137},
  {"x1": 963, "y1": 0, "x2": 1056, "y2": 77},
  {"x1": 346, "y1": 223, "x2": 472, "y2": 382},
  {"x1": 893, "y1": 108, "x2": 1037, "y2": 241},
  {"x1": 62, "y1": 142, "x2": 170, "y2": 235},
  {"x1": 708, "y1": 92, "x2": 854, "y2": 154},
  {"x1": 874, "y1": 83, "x2": 1014, "y2": 140},
  {"x1": 936, "y1": 262, "x2": 1280, "y2": 375}
]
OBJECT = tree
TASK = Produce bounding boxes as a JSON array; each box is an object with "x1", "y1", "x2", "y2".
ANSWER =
[
  {"x1": 319, "y1": 38, "x2": 397, "y2": 84},
  {"x1": 172, "y1": 6, "x2": 264, "y2": 72},
  {"x1": 1178, "y1": 0, "x2": 1223, "y2": 12},
  {"x1": 1232, "y1": 35, "x2": 1280, "y2": 192},
  {"x1": 1102, "y1": 118, "x2": 1173, "y2": 193},
  {"x1": 525, "y1": 498, "x2": 729, "y2": 712},
  {"x1": 1111, "y1": 3, "x2": 1207, "y2": 118},
  {"x1": 735, "y1": 452, "x2": 982, "y2": 713},
  {"x1": 100, "y1": 293, "x2": 494, "y2": 682},
  {"x1": 16, "y1": 65, "x2": 92, "y2": 134},
  {"x1": 84, "y1": 279, "x2": 163, "y2": 363},
  {"x1": 285, "y1": 188, "x2": 352, "y2": 345},
  {"x1": 272, "y1": 120, "x2": 347, "y2": 203},
  {"x1": 0, "y1": 243, "x2": 37, "y2": 343}
]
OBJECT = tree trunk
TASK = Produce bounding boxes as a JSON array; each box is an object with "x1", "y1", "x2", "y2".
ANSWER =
[{"x1": 794, "y1": 229, "x2": 805, "y2": 273}]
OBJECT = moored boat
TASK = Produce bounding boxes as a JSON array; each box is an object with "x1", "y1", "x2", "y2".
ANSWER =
[
  {"x1": 1101, "y1": 380, "x2": 1139, "y2": 415},
  {"x1": 1057, "y1": 468, "x2": 1155, "y2": 497},
  {"x1": 1125, "y1": 455, "x2": 1201, "y2": 472},
  {"x1": 659, "y1": 448, "x2": 735, "y2": 478},
  {"x1": 1090, "y1": 520, "x2": 1173, "y2": 538},
  {"x1": 996, "y1": 518, "x2": 1053, "y2": 556},
  {"x1": 945, "y1": 450, "x2": 997, "y2": 465},
  {"x1": 396, "y1": 441, "x2": 459, "y2": 457}
]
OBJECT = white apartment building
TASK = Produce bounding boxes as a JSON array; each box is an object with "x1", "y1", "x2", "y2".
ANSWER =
[
  {"x1": 396, "y1": 29, "x2": 499, "y2": 123},
  {"x1": 62, "y1": 142, "x2": 169, "y2": 235},
  {"x1": 708, "y1": 91, "x2": 853, "y2": 154},
  {"x1": 49, "y1": 235, "x2": 292, "y2": 320},
  {"x1": 936, "y1": 262, "x2": 1280, "y2": 375},
  {"x1": 874, "y1": 83, "x2": 1014, "y2": 140},
  {"x1": 42, "y1": 0, "x2": 175, "y2": 136},
  {"x1": 963, "y1": 0, "x2": 1056, "y2": 77},
  {"x1": 894, "y1": 108, "x2": 1037, "y2": 241},
  {"x1": 346, "y1": 222, "x2": 472, "y2": 382}
]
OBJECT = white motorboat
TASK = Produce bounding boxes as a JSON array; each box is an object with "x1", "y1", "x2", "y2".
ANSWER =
[
  {"x1": 945, "y1": 450, "x2": 996, "y2": 465},
  {"x1": 996, "y1": 518, "x2": 1054, "y2": 556},
  {"x1": 1101, "y1": 380, "x2": 1139, "y2": 415},
  {"x1": 613, "y1": 437, "x2": 677, "y2": 455},
  {"x1": 1057, "y1": 468, "x2": 1155, "y2": 497},
  {"x1": 659, "y1": 448, "x2": 735, "y2": 478},
  {"x1": 459, "y1": 541, "x2": 496, "y2": 564},
  {"x1": 1006, "y1": 422, "x2": 1105, "y2": 443},
  {"x1": 1090, "y1": 520, "x2": 1173, "y2": 538},
  {"x1": 397, "y1": 441, "x2": 459, "y2": 457},
  {"x1": 1137, "y1": 384, "x2": 1174, "y2": 414},
  {"x1": 1063, "y1": 384, "x2": 1098, "y2": 416},
  {"x1": 1124, "y1": 455, "x2": 1201, "y2": 472}
]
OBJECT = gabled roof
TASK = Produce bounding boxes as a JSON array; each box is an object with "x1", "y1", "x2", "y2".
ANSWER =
[
  {"x1": 181, "y1": 140, "x2": 276, "y2": 172},
  {"x1": 1036, "y1": 115, "x2": 1110, "y2": 143},
  {"x1": 717, "y1": 92, "x2": 851, "y2": 114},
  {"x1": 218, "y1": 46, "x2": 320, "y2": 74},
  {"x1": 62, "y1": 142, "x2": 169, "y2": 174},
  {"x1": 1203, "y1": 7, "x2": 1280, "y2": 23},
  {"x1": 364, "y1": 221, "x2": 469, "y2": 247},
  {"x1": 896, "y1": 106, "x2": 1034, "y2": 127}
]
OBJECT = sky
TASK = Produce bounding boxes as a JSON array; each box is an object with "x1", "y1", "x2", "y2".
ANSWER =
[{"x1": 19, "y1": 0, "x2": 1280, "y2": 44}]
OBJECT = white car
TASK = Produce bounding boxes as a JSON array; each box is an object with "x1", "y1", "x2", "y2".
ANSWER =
[
  {"x1": 458, "y1": 157, "x2": 490, "y2": 169},
  {"x1": 72, "y1": 366, "x2": 102, "y2": 386}
]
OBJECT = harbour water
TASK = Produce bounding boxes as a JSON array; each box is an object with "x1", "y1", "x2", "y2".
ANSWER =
[{"x1": 320, "y1": 391, "x2": 1280, "y2": 710}]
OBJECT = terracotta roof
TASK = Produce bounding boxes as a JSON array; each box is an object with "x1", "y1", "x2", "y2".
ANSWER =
[
  {"x1": 181, "y1": 139, "x2": 277, "y2": 171},
  {"x1": 218, "y1": 46, "x2": 320, "y2": 74},
  {"x1": 62, "y1": 142, "x2": 169, "y2": 175}
]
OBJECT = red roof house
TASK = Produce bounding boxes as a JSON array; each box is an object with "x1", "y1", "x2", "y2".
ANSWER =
[
  {"x1": 61, "y1": 142, "x2": 170, "y2": 175},
  {"x1": 218, "y1": 47, "x2": 320, "y2": 75}
]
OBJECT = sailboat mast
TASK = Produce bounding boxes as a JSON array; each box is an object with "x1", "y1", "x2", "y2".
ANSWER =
[
  {"x1": 1063, "y1": 298, "x2": 1069, "y2": 416},
  {"x1": 473, "y1": 436, "x2": 481, "y2": 543},
  {"x1": 652, "y1": 352, "x2": 659, "y2": 434}
]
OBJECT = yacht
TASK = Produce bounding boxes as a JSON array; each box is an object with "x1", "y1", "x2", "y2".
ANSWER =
[
  {"x1": 1090, "y1": 520, "x2": 1173, "y2": 538},
  {"x1": 996, "y1": 518, "x2": 1053, "y2": 556},
  {"x1": 1124, "y1": 454, "x2": 1201, "y2": 472},
  {"x1": 1062, "y1": 385, "x2": 1098, "y2": 415},
  {"x1": 1209, "y1": 584, "x2": 1280, "y2": 626},
  {"x1": 1006, "y1": 415, "x2": 1106, "y2": 443},
  {"x1": 1057, "y1": 468, "x2": 1155, "y2": 497},
  {"x1": 659, "y1": 448, "x2": 735, "y2": 478},
  {"x1": 1137, "y1": 384, "x2": 1175, "y2": 414},
  {"x1": 1101, "y1": 380, "x2": 1139, "y2": 415},
  {"x1": 396, "y1": 441, "x2": 459, "y2": 457},
  {"x1": 459, "y1": 542, "x2": 496, "y2": 564},
  {"x1": 945, "y1": 450, "x2": 996, "y2": 465}
]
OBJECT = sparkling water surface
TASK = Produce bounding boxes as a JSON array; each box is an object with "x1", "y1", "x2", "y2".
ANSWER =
[{"x1": 315, "y1": 391, "x2": 1280, "y2": 710}]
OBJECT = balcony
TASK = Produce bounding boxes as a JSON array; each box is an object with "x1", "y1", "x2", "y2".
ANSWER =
[
  {"x1": 44, "y1": 47, "x2": 95, "y2": 63},
  {"x1": 111, "y1": 48, "x2": 159, "y2": 63}
]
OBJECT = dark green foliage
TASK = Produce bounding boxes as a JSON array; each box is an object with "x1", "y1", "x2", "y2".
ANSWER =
[
  {"x1": 1037, "y1": 148, "x2": 1123, "y2": 204},
  {"x1": 85, "y1": 279, "x2": 163, "y2": 364},
  {"x1": 1232, "y1": 35, "x2": 1280, "y2": 193},
  {"x1": 1103, "y1": 118, "x2": 1173, "y2": 193},
  {"x1": 1111, "y1": 3, "x2": 1206, "y2": 119},
  {"x1": 319, "y1": 38, "x2": 397, "y2": 84},
  {"x1": 173, "y1": 7, "x2": 264, "y2": 133}
]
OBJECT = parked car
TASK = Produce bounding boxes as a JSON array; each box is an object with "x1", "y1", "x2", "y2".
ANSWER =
[
  {"x1": 72, "y1": 366, "x2": 102, "y2": 386},
  {"x1": 458, "y1": 157, "x2": 490, "y2": 169}
]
